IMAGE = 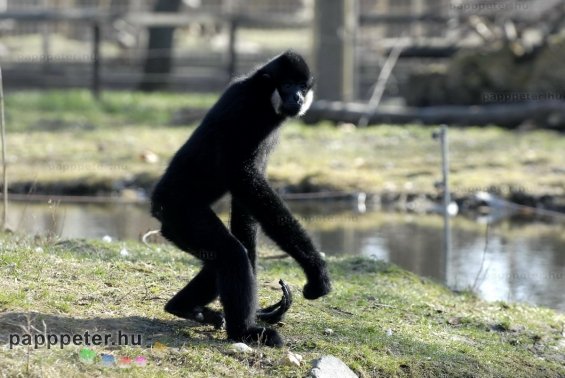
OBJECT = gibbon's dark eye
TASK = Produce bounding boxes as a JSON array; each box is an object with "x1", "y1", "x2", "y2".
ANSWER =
[{"x1": 281, "y1": 83, "x2": 293, "y2": 91}]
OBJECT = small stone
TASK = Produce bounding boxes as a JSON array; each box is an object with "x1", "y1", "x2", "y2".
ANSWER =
[
  {"x1": 280, "y1": 351, "x2": 302, "y2": 367},
  {"x1": 140, "y1": 150, "x2": 160, "y2": 164},
  {"x1": 310, "y1": 355, "x2": 357, "y2": 378},
  {"x1": 324, "y1": 328, "x2": 334, "y2": 336},
  {"x1": 231, "y1": 342, "x2": 253, "y2": 354}
]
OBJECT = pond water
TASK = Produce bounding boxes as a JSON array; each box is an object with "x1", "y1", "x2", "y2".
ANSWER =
[{"x1": 7, "y1": 200, "x2": 565, "y2": 311}]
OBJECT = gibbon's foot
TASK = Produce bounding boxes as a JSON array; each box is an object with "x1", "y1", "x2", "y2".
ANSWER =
[
  {"x1": 232, "y1": 326, "x2": 283, "y2": 348},
  {"x1": 257, "y1": 279, "x2": 293, "y2": 324},
  {"x1": 165, "y1": 304, "x2": 225, "y2": 330},
  {"x1": 303, "y1": 275, "x2": 332, "y2": 300}
]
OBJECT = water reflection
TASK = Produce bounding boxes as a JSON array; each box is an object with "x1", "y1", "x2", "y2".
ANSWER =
[{"x1": 6, "y1": 200, "x2": 565, "y2": 311}]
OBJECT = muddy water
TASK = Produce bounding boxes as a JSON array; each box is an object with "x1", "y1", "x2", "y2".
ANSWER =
[{"x1": 7, "y1": 200, "x2": 565, "y2": 311}]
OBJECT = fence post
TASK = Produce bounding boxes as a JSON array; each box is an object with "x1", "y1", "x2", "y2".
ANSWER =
[
  {"x1": 41, "y1": 0, "x2": 51, "y2": 74},
  {"x1": 227, "y1": 17, "x2": 238, "y2": 80},
  {"x1": 91, "y1": 22, "x2": 101, "y2": 99},
  {"x1": 313, "y1": 0, "x2": 357, "y2": 101}
]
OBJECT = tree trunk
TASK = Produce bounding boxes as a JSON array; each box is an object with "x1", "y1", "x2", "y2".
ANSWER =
[{"x1": 138, "y1": 0, "x2": 183, "y2": 91}]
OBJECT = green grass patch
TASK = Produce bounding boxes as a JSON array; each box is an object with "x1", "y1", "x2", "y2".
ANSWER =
[
  {"x1": 5, "y1": 90, "x2": 216, "y2": 131},
  {"x1": 0, "y1": 235, "x2": 563, "y2": 377},
  {"x1": 2, "y1": 90, "x2": 565, "y2": 197}
]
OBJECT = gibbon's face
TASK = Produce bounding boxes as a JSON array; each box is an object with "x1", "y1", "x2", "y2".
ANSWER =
[
  {"x1": 271, "y1": 82, "x2": 314, "y2": 117},
  {"x1": 266, "y1": 51, "x2": 315, "y2": 117}
]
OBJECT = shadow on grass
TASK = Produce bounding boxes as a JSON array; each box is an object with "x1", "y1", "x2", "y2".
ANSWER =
[{"x1": 0, "y1": 312, "x2": 220, "y2": 349}]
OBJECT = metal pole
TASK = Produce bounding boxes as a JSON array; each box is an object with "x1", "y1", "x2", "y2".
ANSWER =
[
  {"x1": 41, "y1": 0, "x2": 51, "y2": 74},
  {"x1": 92, "y1": 22, "x2": 101, "y2": 99},
  {"x1": 440, "y1": 125, "x2": 451, "y2": 285}
]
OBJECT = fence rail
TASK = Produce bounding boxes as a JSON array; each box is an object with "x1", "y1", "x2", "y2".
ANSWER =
[{"x1": 0, "y1": 8, "x2": 458, "y2": 99}]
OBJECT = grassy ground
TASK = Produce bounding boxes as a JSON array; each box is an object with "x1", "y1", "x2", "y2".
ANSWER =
[
  {"x1": 0, "y1": 235, "x2": 563, "y2": 377},
  {"x1": 3, "y1": 90, "x2": 565, "y2": 197}
]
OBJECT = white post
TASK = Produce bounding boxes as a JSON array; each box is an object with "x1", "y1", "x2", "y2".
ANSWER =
[
  {"x1": 441, "y1": 125, "x2": 451, "y2": 284},
  {"x1": 434, "y1": 125, "x2": 451, "y2": 284}
]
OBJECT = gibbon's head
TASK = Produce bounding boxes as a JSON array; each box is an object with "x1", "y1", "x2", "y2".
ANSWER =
[{"x1": 259, "y1": 50, "x2": 315, "y2": 117}]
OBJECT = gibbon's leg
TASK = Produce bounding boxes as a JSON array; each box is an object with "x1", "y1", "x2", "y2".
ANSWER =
[
  {"x1": 230, "y1": 197, "x2": 293, "y2": 324},
  {"x1": 164, "y1": 264, "x2": 224, "y2": 329},
  {"x1": 161, "y1": 206, "x2": 283, "y2": 347}
]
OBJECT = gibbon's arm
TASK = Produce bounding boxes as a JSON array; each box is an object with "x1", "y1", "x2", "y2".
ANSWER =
[{"x1": 227, "y1": 167, "x2": 327, "y2": 279}]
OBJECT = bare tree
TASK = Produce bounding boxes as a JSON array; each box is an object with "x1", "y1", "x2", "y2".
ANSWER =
[{"x1": 138, "y1": 0, "x2": 183, "y2": 91}]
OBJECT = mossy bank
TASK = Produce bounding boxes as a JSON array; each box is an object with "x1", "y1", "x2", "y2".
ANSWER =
[{"x1": 0, "y1": 235, "x2": 563, "y2": 377}]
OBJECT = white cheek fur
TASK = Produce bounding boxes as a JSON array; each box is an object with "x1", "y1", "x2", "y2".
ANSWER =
[
  {"x1": 271, "y1": 89, "x2": 282, "y2": 114},
  {"x1": 271, "y1": 88, "x2": 314, "y2": 116},
  {"x1": 298, "y1": 90, "x2": 314, "y2": 116}
]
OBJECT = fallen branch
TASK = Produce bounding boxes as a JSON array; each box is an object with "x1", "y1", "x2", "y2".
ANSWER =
[
  {"x1": 358, "y1": 39, "x2": 406, "y2": 127},
  {"x1": 303, "y1": 100, "x2": 565, "y2": 129}
]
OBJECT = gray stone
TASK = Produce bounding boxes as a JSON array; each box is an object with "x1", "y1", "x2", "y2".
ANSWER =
[
  {"x1": 310, "y1": 355, "x2": 357, "y2": 378},
  {"x1": 230, "y1": 342, "x2": 253, "y2": 354}
]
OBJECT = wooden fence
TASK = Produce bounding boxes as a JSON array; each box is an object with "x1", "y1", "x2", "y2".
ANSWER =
[{"x1": 0, "y1": 6, "x2": 460, "y2": 100}]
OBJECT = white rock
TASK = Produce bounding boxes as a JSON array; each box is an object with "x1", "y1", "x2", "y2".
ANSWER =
[
  {"x1": 102, "y1": 235, "x2": 112, "y2": 243},
  {"x1": 311, "y1": 367, "x2": 322, "y2": 377},
  {"x1": 310, "y1": 355, "x2": 357, "y2": 378},
  {"x1": 280, "y1": 351, "x2": 302, "y2": 367},
  {"x1": 140, "y1": 150, "x2": 160, "y2": 164},
  {"x1": 230, "y1": 343, "x2": 253, "y2": 354}
]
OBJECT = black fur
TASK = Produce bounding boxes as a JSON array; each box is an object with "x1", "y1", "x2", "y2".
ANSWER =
[{"x1": 151, "y1": 51, "x2": 331, "y2": 347}]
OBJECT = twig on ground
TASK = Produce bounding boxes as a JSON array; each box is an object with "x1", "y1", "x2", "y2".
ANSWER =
[{"x1": 472, "y1": 223, "x2": 491, "y2": 292}]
